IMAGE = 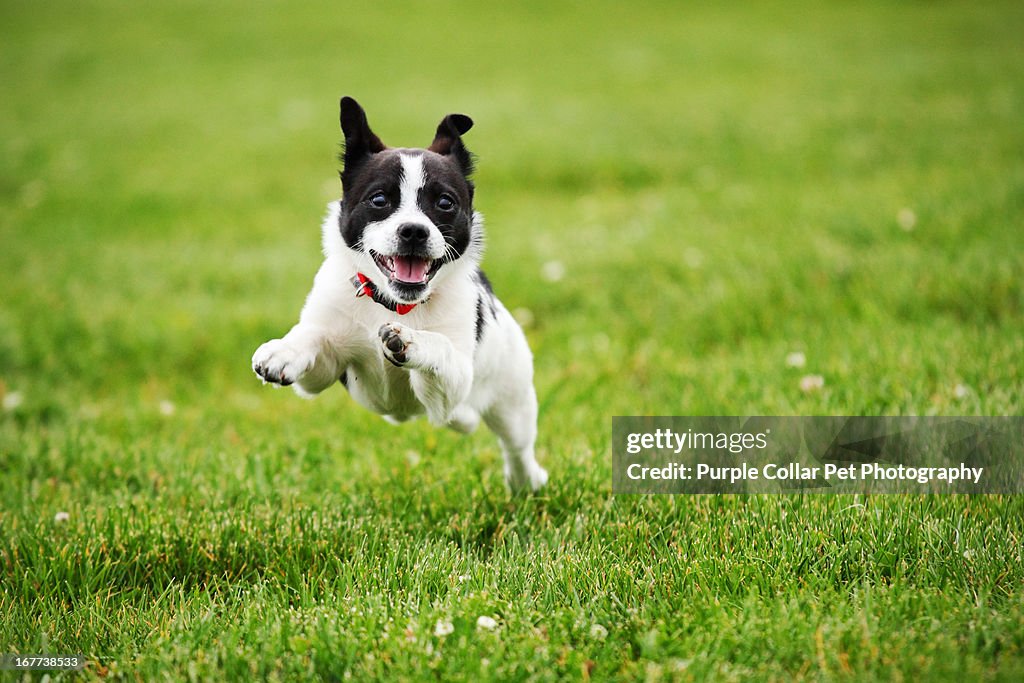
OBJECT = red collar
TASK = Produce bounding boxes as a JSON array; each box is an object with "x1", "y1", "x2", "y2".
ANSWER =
[{"x1": 351, "y1": 273, "x2": 420, "y2": 315}]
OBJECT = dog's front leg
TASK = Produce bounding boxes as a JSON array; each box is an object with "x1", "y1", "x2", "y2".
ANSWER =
[
  {"x1": 252, "y1": 324, "x2": 341, "y2": 396},
  {"x1": 378, "y1": 322, "x2": 472, "y2": 426}
]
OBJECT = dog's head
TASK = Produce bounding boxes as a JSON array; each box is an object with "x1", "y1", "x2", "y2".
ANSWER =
[{"x1": 336, "y1": 96, "x2": 480, "y2": 305}]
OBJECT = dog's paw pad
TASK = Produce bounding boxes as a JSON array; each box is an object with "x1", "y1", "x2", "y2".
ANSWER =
[
  {"x1": 252, "y1": 339, "x2": 314, "y2": 386},
  {"x1": 378, "y1": 323, "x2": 411, "y2": 367}
]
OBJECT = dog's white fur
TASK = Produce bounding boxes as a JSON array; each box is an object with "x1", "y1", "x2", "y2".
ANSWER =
[{"x1": 252, "y1": 153, "x2": 548, "y2": 492}]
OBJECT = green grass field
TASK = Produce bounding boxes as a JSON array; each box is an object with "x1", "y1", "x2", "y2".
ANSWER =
[{"x1": 2, "y1": 1, "x2": 1023, "y2": 680}]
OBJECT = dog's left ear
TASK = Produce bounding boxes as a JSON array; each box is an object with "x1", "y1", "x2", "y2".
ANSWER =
[
  {"x1": 340, "y1": 96, "x2": 385, "y2": 163},
  {"x1": 429, "y1": 114, "x2": 474, "y2": 177}
]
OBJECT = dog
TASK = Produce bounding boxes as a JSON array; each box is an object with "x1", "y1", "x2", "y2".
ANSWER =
[{"x1": 251, "y1": 97, "x2": 548, "y2": 492}]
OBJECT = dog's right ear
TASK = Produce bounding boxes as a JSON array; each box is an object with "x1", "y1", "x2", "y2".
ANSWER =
[
  {"x1": 339, "y1": 96, "x2": 385, "y2": 171},
  {"x1": 428, "y1": 113, "x2": 474, "y2": 177}
]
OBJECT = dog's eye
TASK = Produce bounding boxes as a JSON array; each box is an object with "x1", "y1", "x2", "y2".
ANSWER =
[
  {"x1": 368, "y1": 192, "x2": 389, "y2": 209},
  {"x1": 436, "y1": 194, "x2": 456, "y2": 212}
]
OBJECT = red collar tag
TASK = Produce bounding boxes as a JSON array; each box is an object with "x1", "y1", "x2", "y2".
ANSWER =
[{"x1": 352, "y1": 273, "x2": 418, "y2": 315}]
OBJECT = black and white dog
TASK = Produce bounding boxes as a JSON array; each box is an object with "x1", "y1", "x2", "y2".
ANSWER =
[{"x1": 252, "y1": 97, "x2": 548, "y2": 492}]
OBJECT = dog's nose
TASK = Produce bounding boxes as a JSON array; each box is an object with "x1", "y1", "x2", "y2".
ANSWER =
[{"x1": 397, "y1": 223, "x2": 430, "y2": 247}]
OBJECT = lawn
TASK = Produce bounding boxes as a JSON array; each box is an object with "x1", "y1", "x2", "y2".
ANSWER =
[{"x1": 1, "y1": 0, "x2": 1023, "y2": 680}]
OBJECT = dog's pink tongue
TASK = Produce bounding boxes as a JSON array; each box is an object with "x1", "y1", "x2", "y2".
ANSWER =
[{"x1": 394, "y1": 256, "x2": 430, "y2": 283}]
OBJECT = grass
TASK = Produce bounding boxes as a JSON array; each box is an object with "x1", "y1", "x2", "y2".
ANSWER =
[{"x1": 2, "y1": 0, "x2": 1023, "y2": 679}]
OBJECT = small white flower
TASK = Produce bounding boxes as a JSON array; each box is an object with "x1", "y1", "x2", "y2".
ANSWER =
[
  {"x1": 671, "y1": 659, "x2": 693, "y2": 672},
  {"x1": 457, "y1": 574, "x2": 470, "y2": 584},
  {"x1": 799, "y1": 375, "x2": 825, "y2": 392},
  {"x1": 2, "y1": 391, "x2": 23, "y2": 411},
  {"x1": 953, "y1": 383, "x2": 970, "y2": 399},
  {"x1": 897, "y1": 207, "x2": 917, "y2": 231},
  {"x1": 476, "y1": 615, "x2": 498, "y2": 631},
  {"x1": 434, "y1": 620, "x2": 454, "y2": 637},
  {"x1": 589, "y1": 623, "x2": 608, "y2": 640},
  {"x1": 785, "y1": 351, "x2": 806, "y2": 368},
  {"x1": 541, "y1": 260, "x2": 566, "y2": 282},
  {"x1": 158, "y1": 400, "x2": 176, "y2": 416},
  {"x1": 54, "y1": 511, "x2": 70, "y2": 523}
]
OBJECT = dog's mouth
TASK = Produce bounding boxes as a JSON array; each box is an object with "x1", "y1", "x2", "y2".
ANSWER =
[{"x1": 371, "y1": 251, "x2": 440, "y2": 286}]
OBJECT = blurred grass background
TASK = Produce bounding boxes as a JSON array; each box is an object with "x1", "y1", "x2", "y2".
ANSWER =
[{"x1": 1, "y1": 0, "x2": 1023, "y2": 679}]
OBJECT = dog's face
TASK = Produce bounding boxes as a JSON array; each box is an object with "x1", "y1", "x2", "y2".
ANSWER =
[{"x1": 337, "y1": 97, "x2": 479, "y2": 304}]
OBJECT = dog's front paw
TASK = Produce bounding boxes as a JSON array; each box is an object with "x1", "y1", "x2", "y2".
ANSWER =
[
  {"x1": 252, "y1": 339, "x2": 316, "y2": 386},
  {"x1": 378, "y1": 322, "x2": 413, "y2": 367}
]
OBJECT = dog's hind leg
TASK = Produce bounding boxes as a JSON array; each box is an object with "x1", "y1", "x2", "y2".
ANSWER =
[
  {"x1": 378, "y1": 322, "x2": 474, "y2": 427},
  {"x1": 483, "y1": 387, "x2": 547, "y2": 493},
  {"x1": 446, "y1": 404, "x2": 480, "y2": 434}
]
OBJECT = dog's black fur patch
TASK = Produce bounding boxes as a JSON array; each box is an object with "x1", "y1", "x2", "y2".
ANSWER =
[{"x1": 473, "y1": 269, "x2": 498, "y2": 344}]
